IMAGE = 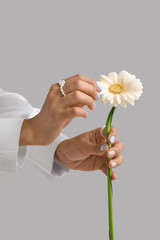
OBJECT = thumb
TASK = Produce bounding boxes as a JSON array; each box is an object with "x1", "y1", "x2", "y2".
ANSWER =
[
  {"x1": 93, "y1": 127, "x2": 107, "y2": 145},
  {"x1": 86, "y1": 142, "x2": 108, "y2": 156}
]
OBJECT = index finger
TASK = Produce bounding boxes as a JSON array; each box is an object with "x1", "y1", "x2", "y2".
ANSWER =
[
  {"x1": 101, "y1": 125, "x2": 117, "y2": 144},
  {"x1": 71, "y1": 74, "x2": 98, "y2": 89}
]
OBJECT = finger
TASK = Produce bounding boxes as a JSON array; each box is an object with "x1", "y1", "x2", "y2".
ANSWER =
[
  {"x1": 63, "y1": 91, "x2": 95, "y2": 110},
  {"x1": 108, "y1": 155, "x2": 124, "y2": 169},
  {"x1": 93, "y1": 127, "x2": 107, "y2": 145},
  {"x1": 107, "y1": 126, "x2": 117, "y2": 144},
  {"x1": 94, "y1": 156, "x2": 107, "y2": 171},
  {"x1": 101, "y1": 125, "x2": 117, "y2": 145},
  {"x1": 49, "y1": 83, "x2": 64, "y2": 98},
  {"x1": 100, "y1": 163, "x2": 117, "y2": 180},
  {"x1": 63, "y1": 79, "x2": 99, "y2": 101},
  {"x1": 70, "y1": 74, "x2": 98, "y2": 88},
  {"x1": 83, "y1": 142, "x2": 108, "y2": 157},
  {"x1": 63, "y1": 107, "x2": 88, "y2": 119},
  {"x1": 106, "y1": 141, "x2": 124, "y2": 158},
  {"x1": 111, "y1": 171, "x2": 117, "y2": 180}
]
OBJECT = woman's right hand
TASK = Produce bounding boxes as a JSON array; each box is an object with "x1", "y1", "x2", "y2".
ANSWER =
[{"x1": 20, "y1": 74, "x2": 102, "y2": 146}]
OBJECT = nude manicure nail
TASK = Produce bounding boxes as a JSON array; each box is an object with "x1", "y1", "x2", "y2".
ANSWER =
[
  {"x1": 97, "y1": 92, "x2": 100, "y2": 99},
  {"x1": 109, "y1": 150, "x2": 115, "y2": 157},
  {"x1": 97, "y1": 82, "x2": 103, "y2": 91},
  {"x1": 111, "y1": 162, "x2": 117, "y2": 168},
  {"x1": 110, "y1": 136, "x2": 115, "y2": 143},
  {"x1": 100, "y1": 144, "x2": 106, "y2": 151}
]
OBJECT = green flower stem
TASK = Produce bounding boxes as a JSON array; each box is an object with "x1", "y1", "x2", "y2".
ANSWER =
[{"x1": 105, "y1": 106, "x2": 117, "y2": 240}]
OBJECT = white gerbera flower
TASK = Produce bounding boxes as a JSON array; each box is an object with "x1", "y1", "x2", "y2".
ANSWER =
[{"x1": 97, "y1": 70, "x2": 143, "y2": 107}]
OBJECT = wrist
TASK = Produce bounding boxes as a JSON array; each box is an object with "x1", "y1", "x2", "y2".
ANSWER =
[
  {"x1": 54, "y1": 140, "x2": 69, "y2": 166},
  {"x1": 19, "y1": 118, "x2": 36, "y2": 146},
  {"x1": 54, "y1": 142, "x2": 63, "y2": 162}
]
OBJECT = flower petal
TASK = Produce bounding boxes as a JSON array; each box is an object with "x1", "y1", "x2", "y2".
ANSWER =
[
  {"x1": 121, "y1": 100, "x2": 127, "y2": 108},
  {"x1": 126, "y1": 79, "x2": 143, "y2": 92},
  {"x1": 102, "y1": 97, "x2": 108, "y2": 105},
  {"x1": 108, "y1": 95, "x2": 114, "y2": 105},
  {"x1": 99, "y1": 74, "x2": 113, "y2": 85},
  {"x1": 129, "y1": 100, "x2": 135, "y2": 106},
  {"x1": 116, "y1": 94, "x2": 121, "y2": 104},
  {"x1": 108, "y1": 72, "x2": 118, "y2": 83},
  {"x1": 118, "y1": 70, "x2": 131, "y2": 85},
  {"x1": 129, "y1": 92, "x2": 140, "y2": 100},
  {"x1": 120, "y1": 93, "x2": 128, "y2": 101},
  {"x1": 96, "y1": 81, "x2": 109, "y2": 95},
  {"x1": 107, "y1": 94, "x2": 114, "y2": 102},
  {"x1": 126, "y1": 93, "x2": 136, "y2": 101},
  {"x1": 98, "y1": 70, "x2": 143, "y2": 107},
  {"x1": 113, "y1": 95, "x2": 118, "y2": 106}
]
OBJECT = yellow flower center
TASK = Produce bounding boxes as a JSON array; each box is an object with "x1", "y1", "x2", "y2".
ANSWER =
[{"x1": 109, "y1": 83, "x2": 126, "y2": 94}]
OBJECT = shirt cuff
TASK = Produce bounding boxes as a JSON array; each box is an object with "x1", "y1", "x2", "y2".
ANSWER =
[
  {"x1": 26, "y1": 133, "x2": 70, "y2": 178},
  {"x1": 0, "y1": 118, "x2": 27, "y2": 173},
  {"x1": 17, "y1": 146, "x2": 27, "y2": 168}
]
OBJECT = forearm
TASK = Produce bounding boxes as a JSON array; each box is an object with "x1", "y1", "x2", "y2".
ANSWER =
[{"x1": 0, "y1": 87, "x2": 70, "y2": 177}]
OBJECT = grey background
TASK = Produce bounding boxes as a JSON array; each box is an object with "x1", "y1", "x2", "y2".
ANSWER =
[{"x1": 0, "y1": 0, "x2": 159, "y2": 239}]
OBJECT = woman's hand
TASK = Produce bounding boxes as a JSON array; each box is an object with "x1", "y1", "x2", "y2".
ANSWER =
[
  {"x1": 55, "y1": 126, "x2": 124, "y2": 179},
  {"x1": 20, "y1": 74, "x2": 102, "y2": 146}
]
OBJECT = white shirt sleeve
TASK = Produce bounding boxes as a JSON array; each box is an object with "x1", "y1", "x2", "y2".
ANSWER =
[{"x1": 0, "y1": 87, "x2": 70, "y2": 177}]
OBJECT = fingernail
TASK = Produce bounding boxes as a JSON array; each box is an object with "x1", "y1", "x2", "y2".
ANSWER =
[
  {"x1": 93, "y1": 102, "x2": 96, "y2": 109},
  {"x1": 100, "y1": 144, "x2": 106, "y2": 151},
  {"x1": 111, "y1": 162, "x2": 117, "y2": 168},
  {"x1": 97, "y1": 92, "x2": 100, "y2": 99},
  {"x1": 109, "y1": 150, "x2": 115, "y2": 157},
  {"x1": 97, "y1": 82, "x2": 103, "y2": 91},
  {"x1": 110, "y1": 136, "x2": 115, "y2": 143}
]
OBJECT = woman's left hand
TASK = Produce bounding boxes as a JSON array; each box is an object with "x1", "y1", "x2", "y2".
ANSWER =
[{"x1": 55, "y1": 126, "x2": 124, "y2": 180}]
